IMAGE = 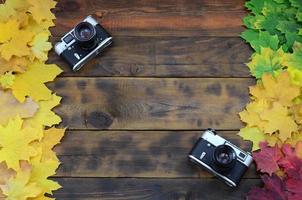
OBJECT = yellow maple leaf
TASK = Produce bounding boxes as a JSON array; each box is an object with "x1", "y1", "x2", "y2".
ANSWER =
[
  {"x1": 28, "y1": 0, "x2": 56, "y2": 24},
  {"x1": 285, "y1": 132, "x2": 302, "y2": 147},
  {"x1": 12, "y1": 61, "x2": 62, "y2": 102},
  {"x1": 0, "y1": 57, "x2": 29, "y2": 75},
  {"x1": 0, "y1": 167, "x2": 41, "y2": 200},
  {"x1": 0, "y1": 116, "x2": 40, "y2": 170},
  {"x1": 30, "y1": 157, "x2": 61, "y2": 195},
  {"x1": 238, "y1": 127, "x2": 266, "y2": 151},
  {"x1": 26, "y1": 16, "x2": 54, "y2": 36},
  {"x1": 0, "y1": 0, "x2": 29, "y2": 22},
  {"x1": 260, "y1": 102, "x2": 298, "y2": 142},
  {"x1": 239, "y1": 99, "x2": 269, "y2": 131},
  {"x1": 0, "y1": 90, "x2": 39, "y2": 126},
  {"x1": 39, "y1": 128, "x2": 65, "y2": 161},
  {"x1": 287, "y1": 66, "x2": 302, "y2": 86},
  {"x1": 29, "y1": 32, "x2": 52, "y2": 61},
  {"x1": 0, "y1": 72, "x2": 15, "y2": 89},
  {"x1": 250, "y1": 72, "x2": 300, "y2": 106},
  {"x1": 24, "y1": 94, "x2": 62, "y2": 129},
  {"x1": 0, "y1": 19, "x2": 19, "y2": 43},
  {"x1": 0, "y1": 30, "x2": 34, "y2": 61}
]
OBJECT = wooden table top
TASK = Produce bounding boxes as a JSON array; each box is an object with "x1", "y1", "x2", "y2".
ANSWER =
[{"x1": 51, "y1": 0, "x2": 260, "y2": 199}]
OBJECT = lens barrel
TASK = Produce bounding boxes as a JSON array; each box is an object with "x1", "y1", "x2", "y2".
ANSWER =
[
  {"x1": 213, "y1": 145, "x2": 236, "y2": 170},
  {"x1": 74, "y1": 22, "x2": 97, "y2": 49}
]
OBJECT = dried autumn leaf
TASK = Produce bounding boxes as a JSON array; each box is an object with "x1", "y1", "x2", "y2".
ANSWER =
[
  {"x1": 29, "y1": 32, "x2": 52, "y2": 61},
  {"x1": 0, "y1": 162, "x2": 15, "y2": 198},
  {"x1": 0, "y1": 167, "x2": 41, "y2": 200},
  {"x1": 28, "y1": 0, "x2": 56, "y2": 24},
  {"x1": 0, "y1": 90, "x2": 39, "y2": 125},
  {"x1": 250, "y1": 72, "x2": 300, "y2": 107},
  {"x1": 12, "y1": 61, "x2": 62, "y2": 102},
  {"x1": 24, "y1": 94, "x2": 62, "y2": 129},
  {"x1": 0, "y1": 116, "x2": 40, "y2": 170},
  {"x1": 253, "y1": 142, "x2": 283, "y2": 175},
  {"x1": 260, "y1": 102, "x2": 298, "y2": 142}
]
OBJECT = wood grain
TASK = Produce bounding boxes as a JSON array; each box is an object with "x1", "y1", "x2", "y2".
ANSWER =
[
  {"x1": 52, "y1": 0, "x2": 247, "y2": 37},
  {"x1": 49, "y1": 36, "x2": 251, "y2": 77},
  {"x1": 51, "y1": 77, "x2": 254, "y2": 130},
  {"x1": 54, "y1": 130, "x2": 257, "y2": 178},
  {"x1": 53, "y1": 178, "x2": 261, "y2": 200}
]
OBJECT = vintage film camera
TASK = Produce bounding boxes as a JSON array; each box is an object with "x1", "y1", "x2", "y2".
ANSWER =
[
  {"x1": 55, "y1": 15, "x2": 112, "y2": 71},
  {"x1": 188, "y1": 129, "x2": 253, "y2": 187}
]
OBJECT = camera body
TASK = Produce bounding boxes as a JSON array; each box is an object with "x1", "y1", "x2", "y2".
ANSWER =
[
  {"x1": 55, "y1": 16, "x2": 112, "y2": 71},
  {"x1": 188, "y1": 129, "x2": 253, "y2": 187}
]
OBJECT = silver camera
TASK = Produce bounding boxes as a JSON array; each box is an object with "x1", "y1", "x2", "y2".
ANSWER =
[
  {"x1": 55, "y1": 15, "x2": 112, "y2": 71},
  {"x1": 188, "y1": 129, "x2": 253, "y2": 187}
]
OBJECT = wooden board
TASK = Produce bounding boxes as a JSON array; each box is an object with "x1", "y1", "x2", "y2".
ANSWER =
[
  {"x1": 54, "y1": 130, "x2": 257, "y2": 178},
  {"x1": 50, "y1": 37, "x2": 252, "y2": 77},
  {"x1": 51, "y1": 77, "x2": 254, "y2": 130},
  {"x1": 53, "y1": 178, "x2": 261, "y2": 200},
  {"x1": 48, "y1": 0, "x2": 258, "y2": 199},
  {"x1": 52, "y1": 0, "x2": 246, "y2": 37}
]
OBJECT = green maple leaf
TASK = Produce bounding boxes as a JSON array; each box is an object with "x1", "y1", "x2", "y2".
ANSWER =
[
  {"x1": 247, "y1": 47, "x2": 285, "y2": 79},
  {"x1": 241, "y1": 30, "x2": 279, "y2": 53},
  {"x1": 289, "y1": 0, "x2": 302, "y2": 9}
]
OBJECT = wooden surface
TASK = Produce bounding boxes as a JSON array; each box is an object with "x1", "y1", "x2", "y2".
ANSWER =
[{"x1": 51, "y1": 0, "x2": 260, "y2": 199}]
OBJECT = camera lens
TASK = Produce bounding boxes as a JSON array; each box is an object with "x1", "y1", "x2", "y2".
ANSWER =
[
  {"x1": 74, "y1": 22, "x2": 97, "y2": 49},
  {"x1": 213, "y1": 145, "x2": 236, "y2": 169}
]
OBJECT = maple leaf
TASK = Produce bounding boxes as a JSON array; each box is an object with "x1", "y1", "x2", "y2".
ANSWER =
[
  {"x1": 0, "y1": 116, "x2": 40, "y2": 170},
  {"x1": 0, "y1": 19, "x2": 19, "y2": 43},
  {"x1": 26, "y1": 16, "x2": 54, "y2": 36},
  {"x1": 28, "y1": 0, "x2": 57, "y2": 24},
  {"x1": 0, "y1": 29, "x2": 34, "y2": 61},
  {"x1": 0, "y1": 162, "x2": 15, "y2": 197},
  {"x1": 0, "y1": 56, "x2": 29, "y2": 75},
  {"x1": 260, "y1": 102, "x2": 298, "y2": 142},
  {"x1": 0, "y1": 72, "x2": 15, "y2": 89},
  {"x1": 283, "y1": 42, "x2": 302, "y2": 71},
  {"x1": 287, "y1": 66, "x2": 302, "y2": 86},
  {"x1": 12, "y1": 61, "x2": 62, "y2": 102},
  {"x1": 29, "y1": 156, "x2": 61, "y2": 195},
  {"x1": 253, "y1": 142, "x2": 283, "y2": 175},
  {"x1": 239, "y1": 99, "x2": 269, "y2": 130},
  {"x1": 247, "y1": 47, "x2": 285, "y2": 79},
  {"x1": 24, "y1": 94, "x2": 62, "y2": 129},
  {"x1": 29, "y1": 32, "x2": 52, "y2": 61},
  {"x1": 238, "y1": 127, "x2": 266, "y2": 151},
  {"x1": 0, "y1": 90, "x2": 39, "y2": 126},
  {"x1": 278, "y1": 144, "x2": 302, "y2": 174},
  {"x1": 39, "y1": 128, "x2": 65, "y2": 161},
  {"x1": 250, "y1": 72, "x2": 300, "y2": 106},
  {"x1": 0, "y1": 167, "x2": 41, "y2": 200},
  {"x1": 247, "y1": 174, "x2": 287, "y2": 200},
  {"x1": 241, "y1": 30, "x2": 279, "y2": 53},
  {"x1": 285, "y1": 132, "x2": 302, "y2": 147}
]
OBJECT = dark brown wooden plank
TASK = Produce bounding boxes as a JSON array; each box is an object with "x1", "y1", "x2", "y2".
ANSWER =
[
  {"x1": 50, "y1": 37, "x2": 251, "y2": 77},
  {"x1": 53, "y1": 178, "x2": 261, "y2": 200},
  {"x1": 54, "y1": 130, "x2": 257, "y2": 178},
  {"x1": 52, "y1": 0, "x2": 246, "y2": 37},
  {"x1": 51, "y1": 77, "x2": 254, "y2": 130}
]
